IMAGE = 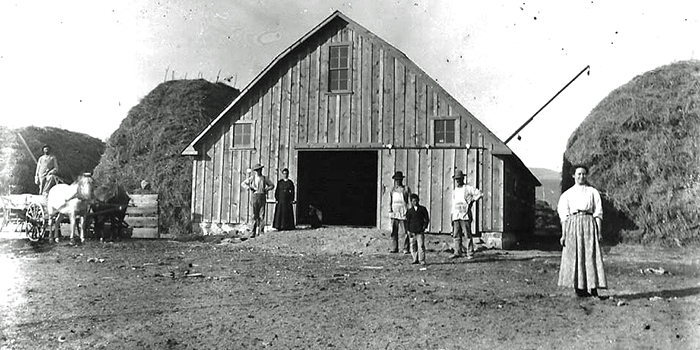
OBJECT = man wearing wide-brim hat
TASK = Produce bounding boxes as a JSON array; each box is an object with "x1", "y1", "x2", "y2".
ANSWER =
[
  {"x1": 241, "y1": 163, "x2": 275, "y2": 238},
  {"x1": 450, "y1": 169, "x2": 483, "y2": 259},
  {"x1": 388, "y1": 170, "x2": 412, "y2": 253},
  {"x1": 35, "y1": 144, "x2": 60, "y2": 195}
]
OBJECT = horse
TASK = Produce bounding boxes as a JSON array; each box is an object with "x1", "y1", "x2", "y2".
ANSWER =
[
  {"x1": 91, "y1": 183, "x2": 131, "y2": 241},
  {"x1": 47, "y1": 173, "x2": 94, "y2": 243}
]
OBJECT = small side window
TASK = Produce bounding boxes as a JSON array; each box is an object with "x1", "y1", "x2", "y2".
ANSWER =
[
  {"x1": 232, "y1": 122, "x2": 253, "y2": 148},
  {"x1": 434, "y1": 119, "x2": 456, "y2": 144}
]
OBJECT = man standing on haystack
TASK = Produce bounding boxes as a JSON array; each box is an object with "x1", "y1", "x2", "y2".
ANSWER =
[
  {"x1": 34, "y1": 144, "x2": 59, "y2": 195},
  {"x1": 241, "y1": 163, "x2": 274, "y2": 238},
  {"x1": 450, "y1": 169, "x2": 483, "y2": 259}
]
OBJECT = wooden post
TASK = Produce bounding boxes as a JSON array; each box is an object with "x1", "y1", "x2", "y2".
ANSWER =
[{"x1": 16, "y1": 133, "x2": 37, "y2": 164}]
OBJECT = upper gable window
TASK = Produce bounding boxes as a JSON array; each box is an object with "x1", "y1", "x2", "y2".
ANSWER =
[
  {"x1": 435, "y1": 119, "x2": 456, "y2": 144},
  {"x1": 431, "y1": 117, "x2": 460, "y2": 146},
  {"x1": 232, "y1": 121, "x2": 253, "y2": 148},
  {"x1": 329, "y1": 44, "x2": 351, "y2": 92}
]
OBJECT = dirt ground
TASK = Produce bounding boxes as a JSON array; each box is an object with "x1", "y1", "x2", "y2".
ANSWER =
[{"x1": 1, "y1": 226, "x2": 699, "y2": 350}]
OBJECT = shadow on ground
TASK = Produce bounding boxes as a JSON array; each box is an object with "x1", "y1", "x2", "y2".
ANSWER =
[
  {"x1": 616, "y1": 287, "x2": 700, "y2": 301},
  {"x1": 512, "y1": 233, "x2": 562, "y2": 252}
]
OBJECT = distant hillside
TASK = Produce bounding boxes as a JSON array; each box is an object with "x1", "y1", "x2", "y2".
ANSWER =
[
  {"x1": 530, "y1": 168, "x2": 560, "y2": 209},
  {"x1": 563, "y1": 60, "x2": 700, "y2": 245},
  {"x1": 93, "y1": 79, "x2": 240, "y2": 236},
  {"x1": 0, "y1": 126, "x2": 104, "y2": 195}
]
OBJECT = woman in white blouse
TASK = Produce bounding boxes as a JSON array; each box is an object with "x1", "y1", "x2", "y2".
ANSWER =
[{"x1": 557, "y1": 165, "x2": 607, "y2": 298}]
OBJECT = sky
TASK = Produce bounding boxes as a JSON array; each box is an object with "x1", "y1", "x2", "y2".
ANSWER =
[{"x1": 1, "y1": 0, "x2": 698, "y2": 171}]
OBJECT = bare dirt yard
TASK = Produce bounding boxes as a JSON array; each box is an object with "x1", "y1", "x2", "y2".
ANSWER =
[{"x1": 1, "y1": 226, "x2": 699, "y2": 350}]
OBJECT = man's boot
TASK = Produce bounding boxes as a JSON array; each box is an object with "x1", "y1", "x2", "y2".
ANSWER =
[
  {"x1": 402, "y1": 232, "x2": 411, "y2": 254},
  {"x1": 389, "y1": 235, "x2": 399, "y2": 253},
  {"x1": 450, "y1": 237, "x2": 462, "y2": 259},
  {"x1": 465, "y1": 237, "x2": 475, "y2": 259},
  {"x1": 250, "y1": 222, "x2": 258, "y2": 238}
]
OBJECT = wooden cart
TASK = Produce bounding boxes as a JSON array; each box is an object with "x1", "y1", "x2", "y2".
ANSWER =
[{"x1": 0, "y1": 194, "x2": 49, "y2": 241}]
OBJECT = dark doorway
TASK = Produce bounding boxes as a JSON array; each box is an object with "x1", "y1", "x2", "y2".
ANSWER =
[{"x1": 297, "y1": 151, "x2": 377, "y2": 226}]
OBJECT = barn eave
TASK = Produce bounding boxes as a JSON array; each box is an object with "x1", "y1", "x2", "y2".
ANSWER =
[
  {"x1": 181, "y1": 10, "x2": 509, "y2": 157},
  {"x1": 181, "y1": 10, "x2": 357, "y2": 157}
]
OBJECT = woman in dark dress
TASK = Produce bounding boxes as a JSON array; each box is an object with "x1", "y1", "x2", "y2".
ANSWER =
[{"x1": 273, "y1": 168, "x2": 295, "y2": 230}]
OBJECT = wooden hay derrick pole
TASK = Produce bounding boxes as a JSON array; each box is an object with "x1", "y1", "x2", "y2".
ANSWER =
[{"x1": 505, "y1": 65, "x2": 590, "y2": 144}]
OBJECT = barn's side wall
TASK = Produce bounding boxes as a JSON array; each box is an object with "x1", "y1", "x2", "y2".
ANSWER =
[
  {"x1": 479, "y1": 155, "x2": 538, "y2": 248},
  {"x1": 376, "y1": 147, "x2": 481, "y2": 234},
  {"x1": 191, "y1": 19, "x2": 524, "y2": 235},
  {"x1": 502, "y1": 156, "x2": 537, "y2": 234}
]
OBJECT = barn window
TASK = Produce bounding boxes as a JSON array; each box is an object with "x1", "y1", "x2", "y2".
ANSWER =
[
  {"x1": 434, "y1": 119, "x2": 456, "y2": 144},
  {"x1": 328, "y1": 44, "x2": 351, "y2": 92},
  {"x1": 232, "y1": 122, "x2": 253, "y2": 148}
]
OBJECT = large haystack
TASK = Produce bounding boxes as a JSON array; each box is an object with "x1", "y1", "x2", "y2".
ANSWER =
[
  {"x1": 563, "y1": 60, "x2": 700, "y2": 245},
  {"x1": 0, "y1": 126, "x2": 104, "y2": 195},
  {"x1": 93, "y1": 79, "x2": 240, "y2": 236}
]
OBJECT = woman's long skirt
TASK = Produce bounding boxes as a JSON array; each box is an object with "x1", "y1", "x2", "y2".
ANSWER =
[
  {"x1": 273, "y1": 201, "x2": 295, "y2": 230},
  {"x1": 558, "y1": 214, "x2": 607, "y2": 289}
]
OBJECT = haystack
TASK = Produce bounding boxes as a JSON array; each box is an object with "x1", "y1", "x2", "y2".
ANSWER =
[
  {"x1": 93, "y1": 79, "x2": 240, "y2": 236},
  {"x1": 563, "y1": 60, "x2": 700, "y2": 245},
  {"x1": 0, "y1": 126, "x2": 104, "y2": 195}
]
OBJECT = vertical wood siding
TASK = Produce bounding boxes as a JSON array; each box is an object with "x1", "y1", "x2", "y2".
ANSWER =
[
  {"x1": 298, "y1": 54, "x2": 309, "y2": 144},
  {"x1": 190, "y1": 20, "x2": 536, "y2": 234}
]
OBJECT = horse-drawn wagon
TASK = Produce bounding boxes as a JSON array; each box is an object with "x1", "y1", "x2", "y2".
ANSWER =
[
  {"x1": 0, "y1": 194, "x2": 48, "y2": 241},
  {"x1": 0, "y1": 175, "x2": 132, "y2": 243}
]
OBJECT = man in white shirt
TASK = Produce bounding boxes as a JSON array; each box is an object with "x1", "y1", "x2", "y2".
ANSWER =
[
  {"x1": 388, "y1": 171, "x2": 411, "y2": 253},
  {"x1": 241, "y1": 163, "x2": 275, "y2": 238},
  {"x1": 34, "y1": 145, "x2": 60, "y2": 195},
  {"x1": 450, "y1": 170, "x2": 483, "y2": 259}
]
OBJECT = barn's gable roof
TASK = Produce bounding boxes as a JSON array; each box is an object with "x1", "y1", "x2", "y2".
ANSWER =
[{"x1": 182, "y1": 10, "x2": 514, "y2": 157}]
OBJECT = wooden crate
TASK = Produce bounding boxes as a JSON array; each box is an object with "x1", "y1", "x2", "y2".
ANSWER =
[{"x1": 126, "y1": 194, "x2": 159, "y2": 238}]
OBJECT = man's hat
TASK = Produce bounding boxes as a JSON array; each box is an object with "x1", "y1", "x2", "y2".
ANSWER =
[
  {"x1": 251, "y1": 163, "x2": 264, "y2": 171},
  {"x1": 452, "y1": 170, "x2": 465, "y2": 179},
  {"x1": 392, "y1": 171, "x2": 405, "y2": 180}
]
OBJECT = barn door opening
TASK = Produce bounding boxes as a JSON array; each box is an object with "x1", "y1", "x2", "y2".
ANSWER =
[{"x1": 297, "y1": 151, "x2": 378, "y2": 226}]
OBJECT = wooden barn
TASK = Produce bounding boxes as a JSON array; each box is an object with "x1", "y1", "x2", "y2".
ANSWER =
[{"x1": 181, "y1": 11, "x2": 540, "y2": 248}]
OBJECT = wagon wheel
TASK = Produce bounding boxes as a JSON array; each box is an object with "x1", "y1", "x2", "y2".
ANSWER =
[{"x1": 25, "y1": 202, "x2": 46, "y2": 242}]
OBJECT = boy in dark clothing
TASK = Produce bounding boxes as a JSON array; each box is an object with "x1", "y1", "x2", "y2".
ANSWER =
[{"x1": 405, "y1": 194, "x2": 430, "y2": 265}]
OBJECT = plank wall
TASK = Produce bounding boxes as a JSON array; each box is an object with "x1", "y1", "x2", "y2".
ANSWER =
[{"x1": 191, "y1": 19, "x2": 516, "y2": 234}]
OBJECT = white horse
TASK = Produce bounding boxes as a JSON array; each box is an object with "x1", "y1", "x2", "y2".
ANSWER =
[{"x1": 47, "y1": 174, "x2": 94, "y2": 243}]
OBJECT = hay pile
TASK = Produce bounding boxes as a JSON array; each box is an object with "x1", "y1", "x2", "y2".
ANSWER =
[
  {"x1": 563, "y1": 60, "x2": 700, "y2": 245},
  {"x1": 93, "y1": 79, "x2": 239, "y2": 236},
  {"x1": 534, "y1": 200, "x2": 561, "y2": 235},
  {"x1": 0, "y1": 126, "x2": 104, "y2": 195}
]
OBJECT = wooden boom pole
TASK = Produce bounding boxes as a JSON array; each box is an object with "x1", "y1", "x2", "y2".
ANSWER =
[
  {"x1": 16, "y1": 132, "x2": 38, "y2": 164},
  {"x1": 505, "y1": 65, "x2": 590, "y2": 144}
]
